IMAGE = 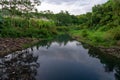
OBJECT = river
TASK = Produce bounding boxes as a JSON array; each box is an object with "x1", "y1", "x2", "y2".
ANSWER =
[{"x1": 0, "y1": 35, "x2": 120, "y2": 80}]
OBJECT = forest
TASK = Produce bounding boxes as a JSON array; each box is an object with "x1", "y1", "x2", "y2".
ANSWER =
[
  {"x1": 0, "y1": 0, "x2": 120, "y2": 47},
  {"x1": 1, "y1": 0, "x2": 120, "y2": 80}
]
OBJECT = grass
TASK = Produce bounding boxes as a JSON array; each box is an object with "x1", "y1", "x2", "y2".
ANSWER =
[{"x1": 69, "y1": 26, "x2": 119, "y2": 47}]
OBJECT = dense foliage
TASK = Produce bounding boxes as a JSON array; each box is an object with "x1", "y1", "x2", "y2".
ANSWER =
[
  {"x1": 0, "y1": 0, "x2": 78, "y2": 38},
  {"x1": 77, "y1": 0, "x2": 120, "y2": 29},
  {"x1": 0, "y1": 0, "x2": 120, "y2": 46},
  {"x1": 0, "y1": 17, "x2": 57, "y2": 38},
  {"x1": 70, "y1": 0, "x2": 120, "y2": 46},
  {"x1": 0, "y1": 5, "x2": 78, "y2": 38}
]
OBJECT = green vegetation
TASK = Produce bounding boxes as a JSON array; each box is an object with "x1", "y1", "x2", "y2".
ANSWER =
[
  {"x1": 70, "y1": 29, "x2": 116, "y2": 46},
  {"x1": 0, "y1": 0, "x2": 120, "y2": 47},
  {"x1": 0, "y1": 17, "x2": 57, "y2": 38},
  {"x1": 0, "y1": 0, "x2": 77, "y2": 39},
  {"x1": 69, "y1": 0, "x2": 120, "y2": 47}
]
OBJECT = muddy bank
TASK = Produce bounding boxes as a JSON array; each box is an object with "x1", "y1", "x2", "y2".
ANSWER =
[
  {"x1": 72, "y1": 36, "x2": 120, "y2": 58},
  {"x1": 98, "y1": 47, "x2": 120, "y2": 58},
  {"x1": 0, "y1": 38, "x2": 39, "y2": 56}
]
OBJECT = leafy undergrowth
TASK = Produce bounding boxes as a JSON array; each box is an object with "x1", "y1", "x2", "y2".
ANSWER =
[
  {"x1": 69, "y1": 26, "x2": 120, "y2": 47},
  {"x1": 0, "y1": 17, "x2": 57, "y2": 38}
]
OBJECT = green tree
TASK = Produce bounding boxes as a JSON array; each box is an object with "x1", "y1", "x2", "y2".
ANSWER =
[{"x1": 56, "y1": 11, "x2": 73, "y2": 26}]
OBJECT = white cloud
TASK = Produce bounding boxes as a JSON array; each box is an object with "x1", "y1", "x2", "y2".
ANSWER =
[{"x1": 37, "y1": 0, "x2": 108, "y2": 15}]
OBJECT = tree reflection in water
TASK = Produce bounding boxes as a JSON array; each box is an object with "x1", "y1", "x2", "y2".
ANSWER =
[
  {"x1": 0, "y1": 34, "x2": 72, "y2": 80},
  {"x1": 0, "y1": 49, "x2": 39, "y2": 80},
  {"x1": 87, "y1": 46, "x2": 120, "y2": 80}
]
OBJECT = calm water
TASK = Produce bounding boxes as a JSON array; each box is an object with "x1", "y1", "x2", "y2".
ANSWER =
[{"x1": 0, "y1": 35, "x2": 120, "y2": 80}]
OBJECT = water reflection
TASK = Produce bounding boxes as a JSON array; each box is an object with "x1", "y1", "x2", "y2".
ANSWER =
[
  {"x1": 0, "y1": 34, "x2": 120, "y2": 80},
  {"x1": 34, "y1": 40, "x2": 115, "y2": 80},
  {"x1": 87, "y1": 46, "x2": 120, "y2": 80},
  {"x1": 0, "y1": 50, "x2": 39, "y2": 80},
  {"x1": 36, "y1": 34, "x2": 73, "y2": 48}
]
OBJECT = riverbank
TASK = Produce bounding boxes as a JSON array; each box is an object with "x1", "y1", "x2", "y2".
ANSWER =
[
  {"x1": 0, "y1": 38, "x2": 39, "y2": 56},
  {"x1": 71, "y1": 35, "x2": 120, "y2": 58},
  {"x1": 69, "y1": 28, "x2": 120, "y2": 58}
]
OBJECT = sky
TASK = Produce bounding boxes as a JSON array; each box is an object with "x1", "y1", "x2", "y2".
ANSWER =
[{"x1": 37, "y1": 0, "x2": 108, "y2": 15}]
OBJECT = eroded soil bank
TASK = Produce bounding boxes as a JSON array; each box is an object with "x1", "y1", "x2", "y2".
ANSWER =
[
  {"x1": 0, "y1": 38, "x2": 39, "y2": 56},
  {"x1": 98, "y1": 46, "x2": 120, "y2": 58}
]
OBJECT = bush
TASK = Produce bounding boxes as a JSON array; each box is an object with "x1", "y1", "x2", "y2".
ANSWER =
[
  {"x1": 81, "y1": 29, "x2": 88, "y2": 37},
  {"x1": 105, "y1": 26, "x2": 120, "y2": 40},
  {"x1": 97, "y1": 26, "x2": 110, "y2": 31},
  {"x1": 0, "y1": 17, "x2": 57, "y2": 38}
]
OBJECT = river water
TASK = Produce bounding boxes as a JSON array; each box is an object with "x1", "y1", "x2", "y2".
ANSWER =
[{"x1": 0, "y1": 35, "x2": 120, "y2": 80}]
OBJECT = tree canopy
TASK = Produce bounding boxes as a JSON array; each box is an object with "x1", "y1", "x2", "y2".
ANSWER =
[{"x1": 0, "y1": 0, "x2": 41, "y2": 16}]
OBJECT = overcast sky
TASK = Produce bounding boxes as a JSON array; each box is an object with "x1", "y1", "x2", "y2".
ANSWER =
[{"x1": 37, "y1": 0, "x2": 108, "y2": 15}]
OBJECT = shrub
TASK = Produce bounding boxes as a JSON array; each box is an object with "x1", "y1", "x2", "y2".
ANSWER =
[
  {"x1": 81, "y1": 29, "x2": 88, "y2": 37},
  {"x1": 104, "y1": 26, "x2": 120, "y2": 40},
  {"x1": 0, "y1": 17, "x2": 57, "y2": 38}
]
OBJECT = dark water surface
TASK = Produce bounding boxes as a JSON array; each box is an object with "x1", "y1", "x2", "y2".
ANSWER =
[{"x1": 0, "y1": 35, "x2": 120, "y2": 80}]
